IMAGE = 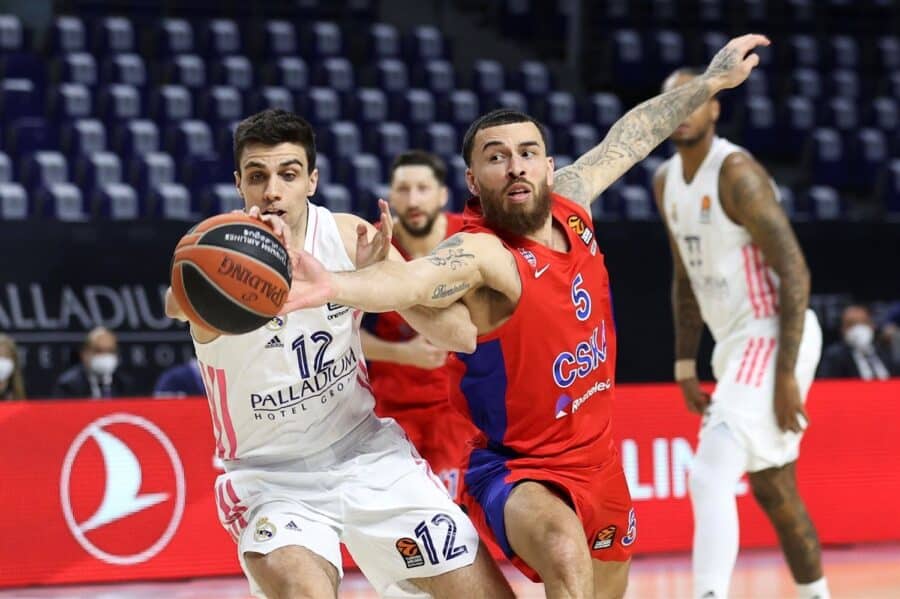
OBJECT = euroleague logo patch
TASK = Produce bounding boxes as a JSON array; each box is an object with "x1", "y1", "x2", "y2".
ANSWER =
[
  {"x1": 592, "y1": 525, "x2": 616, "y2": 550},
  {"x1": 60, "y1": 414, "x2": 186, "y2": 565},
  {"x1": 567, "y1": 214, "x2": 594, "y2": 247},
  {"x1": 395, "y1": 537, "x2": 425, "y2": 568}
]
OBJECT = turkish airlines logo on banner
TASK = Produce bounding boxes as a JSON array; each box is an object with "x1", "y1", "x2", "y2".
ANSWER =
[{"x1": 59, "y1": 414, "x2": 186, "y2": 565}]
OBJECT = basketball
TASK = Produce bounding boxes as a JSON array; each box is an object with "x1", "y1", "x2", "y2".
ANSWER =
[{"x1": 170, "y1": 212, "x2": 292, "y2": 335}]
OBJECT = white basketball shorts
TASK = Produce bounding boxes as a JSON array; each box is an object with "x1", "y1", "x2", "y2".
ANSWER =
[
  {"x1": 704, "y1": 309, "x2": 822, "y2": 471},
  {"x1": 213, "y1": 414, "x2": 479, "y2": 598}
]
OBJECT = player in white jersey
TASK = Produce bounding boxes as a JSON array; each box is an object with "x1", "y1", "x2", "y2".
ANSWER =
[
  {"x1": 653, "y1": 69, "x2": 830, "y2": 599},
  {"x1": 165, "y1": 109, "x2": 514, "y2": 599}
]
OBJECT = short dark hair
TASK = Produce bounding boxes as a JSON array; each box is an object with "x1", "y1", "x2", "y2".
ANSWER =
[
  {"x1": 461, "y1": 109, "x2": 550, "y2": 167},
  {"x1": 233, "y1": 109, "x2": 317, "y2": 173},
  {"x1": 389, "y1": 150, "x2": 447, "y2": 185}
]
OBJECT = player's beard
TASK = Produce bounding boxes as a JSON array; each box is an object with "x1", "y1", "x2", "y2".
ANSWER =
[
  {"x1": 671, "y1": 121, "x2": 713, "y2": 148},
  {"x1": 398, "y1": 207, "x2": 441, "y2": 238},
  {"x1": 481, "y1": 178, "x2": 552, "y2": 237}
]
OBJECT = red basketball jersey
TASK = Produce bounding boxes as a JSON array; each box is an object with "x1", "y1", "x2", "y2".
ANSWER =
[
  {"x1": 368, "y1": 212, "x2": 466, "y2": 410},
  {"x1": 447, "y1": 194, "x2": 618, "y2": 467}
]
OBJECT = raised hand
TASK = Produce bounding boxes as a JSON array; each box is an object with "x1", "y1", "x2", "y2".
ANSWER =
[
  {"x1": 704, "y1": 33, "x2": 771, "y2": 92},
  {"x1": 356, "y1": 199, "x2": 393, "y2": 269}
]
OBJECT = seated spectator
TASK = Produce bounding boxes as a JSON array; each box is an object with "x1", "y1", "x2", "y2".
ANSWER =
[
  {"x1": 154, "y1": 358, "x2": 204, "y2": 397},
  {"x1": 818, "y1": 304, "x2": 899, "y2": 380},
  {"x1": 0, "y1": 334, "x2": 25, "y2": 400},
  {"x1": 878, "y1": 302, "x2": 900, "y2": 367},
  {"x1": 51, "y1": 327, "x2": 136, "y2": 398}
]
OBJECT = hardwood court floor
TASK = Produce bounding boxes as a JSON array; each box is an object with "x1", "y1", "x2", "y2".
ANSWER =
[{"x1": 4, "y1": 543, "x2": 898, "y2": 598}]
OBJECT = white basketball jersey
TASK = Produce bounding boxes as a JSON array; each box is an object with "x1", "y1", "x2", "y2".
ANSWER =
[
  {"x1": 662, "y1": 137, "x2": 781, "y2": 342},
  {"x1": 193, "y1": 203, "x2": 375, "y2": 463}
]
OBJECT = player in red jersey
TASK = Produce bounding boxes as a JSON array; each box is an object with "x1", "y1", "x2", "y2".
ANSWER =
[
  {"x1": 361, "y1": 150, "x2": 477, "y2": 500},
  {"x1": 281, "y1": 35, "x2": 768, "y2": 598}
]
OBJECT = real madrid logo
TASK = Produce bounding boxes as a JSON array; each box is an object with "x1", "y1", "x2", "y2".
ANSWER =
[
  {"x1": 254, "y1": 517, "x2": 277, "y2": 542},
  {"x1": 266, "y1": 316, "x2": 286, "y2": 331}
]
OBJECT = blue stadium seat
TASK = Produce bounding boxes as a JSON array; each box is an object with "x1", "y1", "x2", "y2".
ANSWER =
[
  {"x1": 147, "y1": 182, "x2": 192, "y2": 219},
  {"x1": 744, "y1": 69, "x2": 770, "y2": 98},
  {"x1": 0, "y1": 14, "x2": 24, "y2": 52},
  {"x1": 611, "y1": 29, "x2": 645, "y2": 87},
  {"x1": 203, "y1": 183, "x2": 243, "y2": 216},
  {"x1": 167, "y1": 54, "x2": 206, "y2": 88},
  {"x1": 880, "y1": 159, "x2": 900, "y2": 215},
  {"x1": 167, "y1": 120, "x2": 214, "y2": 158},
  {"x1": 59, "y1": 52, "x2": 97, "y2": 86},
  {"x1": 272, "y1": 57, "x2": 308, "y2": 91},
  {"x1": 21, "y1": 151, "x2": 68, "y2": 191},
  {"x1": 405, "y1": 25, "x2": 444, "y2": 63},
  {"x1": 199, "y1": 19, "x2": 241, "y2": 57},
  {"x1": 562, "y1": 124, "x2": 598, "y2": 158},
  {"x1": 417, "y1": 123, "x2": 456, "y2": 160},
  {"x1": 151, "y1": 85, "x2": 193, "y2": 124},
  {"x1": 115, "y1": 120, "x2": 159, "y2": 162},
  {"x1": 351, "y1": 88, "x2": 388, "y2": 127},
  {"x1": 806, "y1": 185, "x2": 842, "y2": 220},
  {"x1": 317, "y1": 183, "x2": 352, "y2": 213},
  {"x1": 585, "y1": 92, "x2": 622, "y2": 133},
  {"x1": 889, "y1": 72, "x2": 900, "y2": 100},
  {"x1": 101, "y1": 54, "x2": 147, "y2": 88},
  {"x1": 515, "y1": 61, "x2": 551, "y2": 98},
  {"x1": 305, "y1": 22, "x2": 342, "y2": 59},
  {"x1": 61, "y1": 119, "x2": 106, "y2": 157},
  {"x1": 322, "y1": 121, "x2": 361, "y2": 160},
  {"x1": 791, "y1": 68, "x2": 822, "y2": 99},
  {"x1": 369, "y1": 23, "x2": 399, "y2": 59},
  {"x1": 181, "y1": 155, "x2": 230, "y2": 195},
  {"x1": 375, "y1": 59, "x2": 409, "y2": 93},
  {"x1": 490, "y1": 90, "x2": 527, "y2": 113},
  {"x1": 446, "y1": 154, "x2": 469, "y2": 211},
  {"x1": 440, "y1": 90, "x2": 479, "y2": 135},
  {"x1": 543, "y1": 91, "x2": 576, "y2": 128},
  {"x1": 1, "y1": 79, "x2": 40, "y2": 120},
  {"x1": 130, "y1": 151, "x2": 175, "y2": 193},
  {"x1": 198, "y1": 86, "x2": 243, "y2": 125},
  {"x1": 472, "y1": 60, "x2": 505, "y2": 99},
  {"x1": 627, "y1": 155, "x2": 663, "y2": 189},
  {"x1": 92, "y1": 17, "x2": 134, "y2": 54},
  {"x1": 852, "y1": 128, "x2": 888, "y2": 191},
  {"x1": 48, "y1": 83, "x2": 91, "y2": 122},
  {"x1": 392, "y1": 89, "x2": 435, "y2": 127},
  {"x1": 75, "y1": 151, "x2": 122, "y2": 194},
  {"x1": 298, "y1": 87, "x2": 341, "y2": 126},
  {"x1": 870, "y1": 97, "x2": 898, "y2": 133},
  {"x1": 740, "y1": 95, "x2": 777, "y2": 157},
  {"x1": 340, "y1": 153, "x2": 382, "y2": 198},
  {"x1": 97, "y1": 84, "x2": 141, "y2": 125},
  {"x1": 48, "y1": 16, "x2": 85, "y2": 54},
  {"x1": 263, "y1": 20, "x2": 296, "y2": 57},
  {"x1": 806, "y1": 127, "x2": 846, "y2": 188},
  {"x1": 0, "y1": 152, "x2": 10, "y2": 182},
  {"x1": 0, "y1": 182, "x2": 27, "y2": 219},
  {"x1": 822, "y1": 97, "x2": 859, "y2": 131},
  {"x1": 827, "y1": 35, "x2": 859, "y2": 70},
  {"x1": 781, "y1": 95, "x2": 816, "y2": 150},
  {"x1": 157, "y1": 19, "x2": 193, "y2": 55},
  {"x1": 698, "y1": 0, "x2": 725, "y2": 27},
  {"x1": 315, "y1": 57, "x2": 354, "y2": 93},
  {"x1": 92, "y1": 182, "x2": 139, "y2": 220},
  {"x1": 829, "y1": 69, "x2": 859, "y2": 99},
  {"x1": 35, "y1": 182, "x2": 85, "y2": 221},
  {"x1": 315, "y1": 153, "x2": 331, "y2": 186},
  {"x1": 876, "y1": 35, "x2": 900, "y2": 73},
  {"x1": 650, "y1": 30, "x2": 685, "y2": 81},
  {"x1": 786, "y1": 34, "x2": 819, "y2": 68},
  {"x1": 5, "y1": 118, "x2": 54, "y2": 157},
  {"x1": 366, "y1": 122, "x2": 409, "y2": 168},
  {"x1": 248, "y1": 86, "x2": 294, "y2": 113},
  {"x1": 212, "y1": 56, "x2": 253, "y2": 90},
  {"x1": 417, "y1": 60, "x2": 455, "y2": 95},
  {"x1": 620, "y1": 184, "x2": 656, "y2": 220}
]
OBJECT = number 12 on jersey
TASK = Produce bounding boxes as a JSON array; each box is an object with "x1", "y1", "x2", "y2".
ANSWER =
[{"x1": 414, "y1": 513, "x2": 469, "y2": 565}]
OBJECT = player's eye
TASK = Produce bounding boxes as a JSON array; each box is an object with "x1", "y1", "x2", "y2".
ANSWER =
[{"x1": 282, "y1": 171, "x2": 296, "y2": 181}]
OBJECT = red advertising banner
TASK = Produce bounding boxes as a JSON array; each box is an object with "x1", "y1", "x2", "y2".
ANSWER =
[{"x1": 1, "y1": 380, "x2": 898, "y2": 588}]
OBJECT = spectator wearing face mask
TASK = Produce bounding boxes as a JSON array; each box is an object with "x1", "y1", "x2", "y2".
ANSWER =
[
  {"x1": 0, "y1": 334, "x2": 26, "y2": 400},
  {"x1": 51, "y1": 327, "x2": 136, "y2": 398},
  {"x1": 818, "y1": 305, "x2": 899, "y2": 380}
]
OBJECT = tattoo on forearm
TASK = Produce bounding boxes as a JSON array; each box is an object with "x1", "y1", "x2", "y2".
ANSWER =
[
  {"x1": 673, "y1": 275, "x2": 704, "y2": 360},
  {"x1": 432, "y1": 282, "x2": 470, "y2": 299},
  {"x1": 427, "y1": 248, "x2": 474, "y2": 270}
]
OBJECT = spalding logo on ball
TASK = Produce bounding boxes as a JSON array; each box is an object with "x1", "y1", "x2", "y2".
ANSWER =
[{"x1": 170, "y1": 212, "x2": 293, "y2": 335}]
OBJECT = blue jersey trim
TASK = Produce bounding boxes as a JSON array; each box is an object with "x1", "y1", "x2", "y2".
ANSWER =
[{"x1": 456, "y1": 338, "x2": 509, "y2": 445}]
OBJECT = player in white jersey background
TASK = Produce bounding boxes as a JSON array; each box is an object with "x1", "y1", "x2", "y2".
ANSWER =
[
  {"x1": 652, "y1": 69, "x2": 830, "y2": 599},
  {"x1": 165, "y1": 109, "x2": 514, "y2": 599}
]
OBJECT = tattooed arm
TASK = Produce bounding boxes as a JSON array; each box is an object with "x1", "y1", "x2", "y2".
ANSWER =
[
  {"x1": 719, "y1": 152, "x2": 811, "y2": 432},
  {"x1": 554, "y1": 33, "x2": 771, "y2": 210},
  {"x1": 653, "y1": 163, "x2": 710, "y2": 414}
]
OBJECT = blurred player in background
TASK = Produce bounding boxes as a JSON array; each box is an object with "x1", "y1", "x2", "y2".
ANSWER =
[
  {"x1": 653, "y1": 68, "x2": 830, "y2": 599},
  {"x1": 361, "y1": 150, "x2": 477, "y2": 500}
]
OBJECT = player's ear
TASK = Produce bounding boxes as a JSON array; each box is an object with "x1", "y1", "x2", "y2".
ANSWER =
[
  {"x1": 233, "y1": 170, "x2": 241, "y2": 194},
  {"x1": 439, "y1": 185, "x2": 449, "y2": 209},
  {"x1": 307, "y1": 168, "x2": 319, "y2": 197},
  {"x1": 546, "y1": 156, "x2": 555, "y2": 186},
  {"x1": 465, "y1": 169, "x2": 478, "y2": 196}
]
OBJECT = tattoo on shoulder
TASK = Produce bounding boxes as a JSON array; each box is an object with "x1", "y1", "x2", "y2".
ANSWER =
[
  {"x1": 553, "y1": 166, "x2": 590, "y2": 205},
  {"x1": 427, "y1": 237, "x2": 475, "y2": 271},
  {"x1": 432, "y1": 282, "x2": 470, "y2": 299},
  {"x1": 433, "y1": 235, "x2": 464, "y2": 251}
]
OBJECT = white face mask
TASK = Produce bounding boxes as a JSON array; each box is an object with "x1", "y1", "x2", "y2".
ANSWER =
[
  {"x1": 90, "y1": 353, "x2": 118, "y2": 377},
  {"x1": 844, "y1": 324, "x2": 874, "y2": 350},
  {"x1": 0, "y1": 357, "x2": 13, "y2": 381}
]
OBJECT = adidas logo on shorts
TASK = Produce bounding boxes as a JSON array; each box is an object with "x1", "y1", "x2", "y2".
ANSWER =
[{"x1": 265, "y1": 335, "x2": 283, "y2": 349}]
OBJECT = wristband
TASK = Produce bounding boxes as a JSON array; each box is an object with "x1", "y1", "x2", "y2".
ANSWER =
[{"x1": 674, "y1": 359, "x2": 697, "y2": 381}]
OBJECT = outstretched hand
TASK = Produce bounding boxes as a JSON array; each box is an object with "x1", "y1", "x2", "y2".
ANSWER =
[
  {"x1": 704, "y1": 33, "x2": 771, "y2": 92},
  {"x1": 356, "y1": 199, "x2": 393, "y2": 269},
  {"x1": 279, "y1": 249, "x2": 336, "y2": 314}
]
